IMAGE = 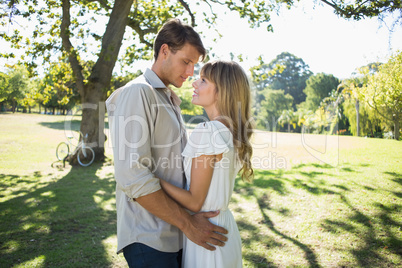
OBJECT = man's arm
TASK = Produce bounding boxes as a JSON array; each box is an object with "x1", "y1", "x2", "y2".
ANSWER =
[{"x1": 135, "y1": 189, "x2": 228, "y2": 251}]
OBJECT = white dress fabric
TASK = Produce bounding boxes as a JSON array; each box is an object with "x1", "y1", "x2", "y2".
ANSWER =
[{"x1": 181, "y1": 121, "x2": 242, "y2": 268}]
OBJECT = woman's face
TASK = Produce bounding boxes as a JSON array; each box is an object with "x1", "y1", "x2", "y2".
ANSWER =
[{"x1": 191, "y1": 74, "x2": 217, "y2": 109}]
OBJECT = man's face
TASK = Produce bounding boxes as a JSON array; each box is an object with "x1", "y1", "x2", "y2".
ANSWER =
[{"x1": 160, "y1": 43, "x2": 201, "y2": 88}]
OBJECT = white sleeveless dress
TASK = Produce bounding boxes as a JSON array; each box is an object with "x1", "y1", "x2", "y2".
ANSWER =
[{"x1": 181, "y1": 121, "x2": 242, "y2": 268}]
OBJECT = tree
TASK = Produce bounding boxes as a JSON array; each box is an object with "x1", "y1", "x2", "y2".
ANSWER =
[
  {"x1": 258, "y1": 89, "x2": 293, "y2": 130},
  {"x1": 301, "y1": 73, "x2": 340, "y2": 111},
  {"x1": 337, "y1": 62, "x2": 382, "y2": 136},
  {"x1": 250, "y1": 52, "x2": 312, "y2": 106},
  {"x1": 359, "y1": 51, "x2": 402, "y2": 140},
  {"x1": 319, "y1": 0, "x2": 402, "y2": 23},
  {"x1": 0, "y1": 71, "x2": 9, "y2": 111},
  {"x1": 342, "y1": 96, "x2": 382, "y2": 137},
  {"x1": 21, "y1": 78, "x2": 39, "y2": 113},
  {"x1": 38, "y1": 60, "x2": 80, "y2": 114},
  {"x1": 1, "y1": 65, "x2": 30, "y2": 112},
  {"x1": 1, "y1": 0, "x2": 279, "y2": 163},
  {"x1": 338, "y1": 77, "x2": 362, "y2": 136},
  {"x1": 278, "y1": 109, "x2": 299, "y2": 132}
]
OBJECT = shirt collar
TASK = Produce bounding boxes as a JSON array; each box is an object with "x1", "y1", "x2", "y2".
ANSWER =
[
  {"x1": 144, "y1": 68, "x2": 182, "y2": 106},
  {"x1": 166, "y1": 87, "x2": 182, "y2": 106},
  {"x1": 144, "y1": 68, "x2": 166, "y2": 89}
]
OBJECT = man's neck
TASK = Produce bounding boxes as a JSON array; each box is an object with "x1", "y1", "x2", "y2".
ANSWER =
[{"x1": 151, "y1": 62, "x2": 169, "y2": 87}]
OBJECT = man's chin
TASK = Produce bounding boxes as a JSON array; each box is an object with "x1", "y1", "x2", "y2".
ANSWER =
[{"x1": 172, "y1": 81, "x2": 184, "y2": 88}]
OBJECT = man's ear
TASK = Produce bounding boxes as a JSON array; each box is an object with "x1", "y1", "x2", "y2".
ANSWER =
[{"x1": 160, "y1": 44, "x2": 169, "y2": 58}]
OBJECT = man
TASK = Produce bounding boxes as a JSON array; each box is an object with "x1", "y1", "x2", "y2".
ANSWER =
[{"x1": 106, "y1": 19, "x2": 227, "y2": 267}]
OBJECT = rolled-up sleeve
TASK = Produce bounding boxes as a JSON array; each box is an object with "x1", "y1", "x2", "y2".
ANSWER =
[{"x1": 106, "y1": 83, "x2": 161, "y2": 199}]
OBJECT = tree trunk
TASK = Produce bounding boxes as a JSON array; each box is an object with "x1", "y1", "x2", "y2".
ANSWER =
[
  {"x1": 12, "y1": 100, "x2": 16, "y2": 113},
  {"x1": 394, "y1": 119, "x2": 400, "y2": 140},
  {"x1": 61, "y1": 0, "x2": 133, "y2": 165},
  {"x1": 355, "y1": 99, "x2": 360, "y2": 137},
  {"x1": 75, "y1": 82, "x2": 106, "y2": 164}
]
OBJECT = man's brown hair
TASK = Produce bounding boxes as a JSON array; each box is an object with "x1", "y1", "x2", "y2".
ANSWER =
[{"x1": 153, "y1": 18, "x2": 206, "y2": 61}]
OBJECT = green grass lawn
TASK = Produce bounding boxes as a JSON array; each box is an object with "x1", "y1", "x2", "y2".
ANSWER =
[{"x1": 1, "y1": 113, "x2": 401, "y2": 267}]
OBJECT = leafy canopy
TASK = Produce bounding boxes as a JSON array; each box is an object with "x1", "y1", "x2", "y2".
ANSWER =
[
  {"x1": 302, "y1": 73, "x2": 340, "y2": 111},
  {"x1": 251, "y1": 52, "x2": 312, "y2": 105},
  {"x1": 0, "y1": 0, "x2": 278, "y2": 74}
]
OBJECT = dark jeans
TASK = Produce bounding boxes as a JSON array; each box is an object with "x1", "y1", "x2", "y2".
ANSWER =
[{"x1": 123, "y1": 243, "x2": 182, "y2": 268}]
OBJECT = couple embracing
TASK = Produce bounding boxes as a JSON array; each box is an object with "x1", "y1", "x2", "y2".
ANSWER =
[{"x1": 106, "y1": 18, "x2": 253, "y2": 268}]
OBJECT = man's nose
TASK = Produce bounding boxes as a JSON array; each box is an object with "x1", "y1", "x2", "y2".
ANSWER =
[{"x1": 186, "y1": 64, "x2": 194, "y2": 76}]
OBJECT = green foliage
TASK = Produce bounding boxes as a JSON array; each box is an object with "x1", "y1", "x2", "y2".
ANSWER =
[
  {"x1": 38, "y1": 60, "x2": 79, "y2": 112},
  {"x1": 257, "y1": 89, "x2": 293, "y2": 129},
  {"x1": 358, "y1": 51, "x2": 402, "y2": 139},
  {"x1": 342, "y1": 97, "x2": 382, "y2": 137},
  {"x1": 20, "y1": 78, "x2": 39, "y2": 111},
  {"x1": 1, "y1": 0, "x2": 279, "y2": 72},
  {"x1": 0, "y1": 71, "x2": 10, "y2": 103},
  {"x1": 277, "y1": 109, "x2": 299, "y2": 132},
  {"x1": 171, "y1": 80, "x2": 203, "y2": 116},
  {"x1": 250, "y1": 52, "x2": 312, "y2": 106},
  {"x1": 301, "y1": 73, "x2": 340, "y2": 111},
  {"x1": 319, "y1": 90, "x2": 350, "y2": 134},
  {"x1": 319, "y1": 0, "x2": 402, "y2": 21},
  {"x1": 0, "y1": 65, "x2": 30, "y2": 112}
]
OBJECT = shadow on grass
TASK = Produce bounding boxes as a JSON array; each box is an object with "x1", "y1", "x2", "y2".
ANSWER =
[
  {"x1": 0, "y1": 163, "x2": 118, "y2": 267},
  {"x1": 38, "y1": 119, "x2": 109, "y2": 131},
  {"x1": 234, "y1": 162, "x2": 401, "y2": 267},
  {"x1": 321, "y1": 194, "x2": 402, "y2": 266},
  {"x1": 317, "y1": 168, "x2": 402, "y2": 266},
  {"x1": 257, "y1": 193, "x2": 320, "y2": 268},
  {"x1": 235, "y1": 167, "x2": 322, "y2": 267},
  {"x1": 38, "y1": 119, "x2": 82, "y2": 131},
  {"x1": 385, "y1": 171, "x2": 402, "y2": 185}
]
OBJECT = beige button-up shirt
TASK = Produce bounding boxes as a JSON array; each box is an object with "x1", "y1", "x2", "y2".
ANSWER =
[{"x1": 106, "y1": 68, "x2": 187, "y2": 253}]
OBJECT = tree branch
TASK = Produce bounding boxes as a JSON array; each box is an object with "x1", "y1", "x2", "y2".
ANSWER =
[
  {"x1": 205, "y1": 0, "x2": 225, "y2": 5},
  {"x1": 61, "y1": 0, "x2": 85, "y2": 96},
  {"x1": 126, "y1": 19, "x2": 154, "y2": 48},
  {"x1": 90, "y1": 0, "x2": 134, "y2": 86},
  {"x1": 366, "y1": 86, "x2": 393, "y2": 122},
  {"x1": 178, "y1": 0, "x2": 195, "y2": 26},
  {"x1": 85, "y1": 0, "x2": 111, "y2": 10},
  {"x1": 319, "y1": 0, "x2": 339, "y2": 11}
]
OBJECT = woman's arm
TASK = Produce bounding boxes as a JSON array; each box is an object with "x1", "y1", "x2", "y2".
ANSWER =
[{"x1": 161, "y1": 153, "x2": 222, "y2": 213}]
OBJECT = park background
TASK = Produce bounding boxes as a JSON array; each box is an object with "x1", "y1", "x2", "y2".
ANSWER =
[{"x1": 1, "y1": 0, "x2": 402, "y2": 267}]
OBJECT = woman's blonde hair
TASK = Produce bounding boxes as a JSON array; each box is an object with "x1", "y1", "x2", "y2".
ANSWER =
[{"x1": 201, "y1": 61, "x2": 254, "y2": 181}]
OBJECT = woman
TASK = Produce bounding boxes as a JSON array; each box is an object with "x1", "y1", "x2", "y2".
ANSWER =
[{"x1": 160, "y1": 60, "x2": 254, "y2": 267}]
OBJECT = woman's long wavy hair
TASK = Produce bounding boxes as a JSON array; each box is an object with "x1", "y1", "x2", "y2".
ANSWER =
[{"x1": 201, "y1": 61, "x2": 254, "y2": 181}]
